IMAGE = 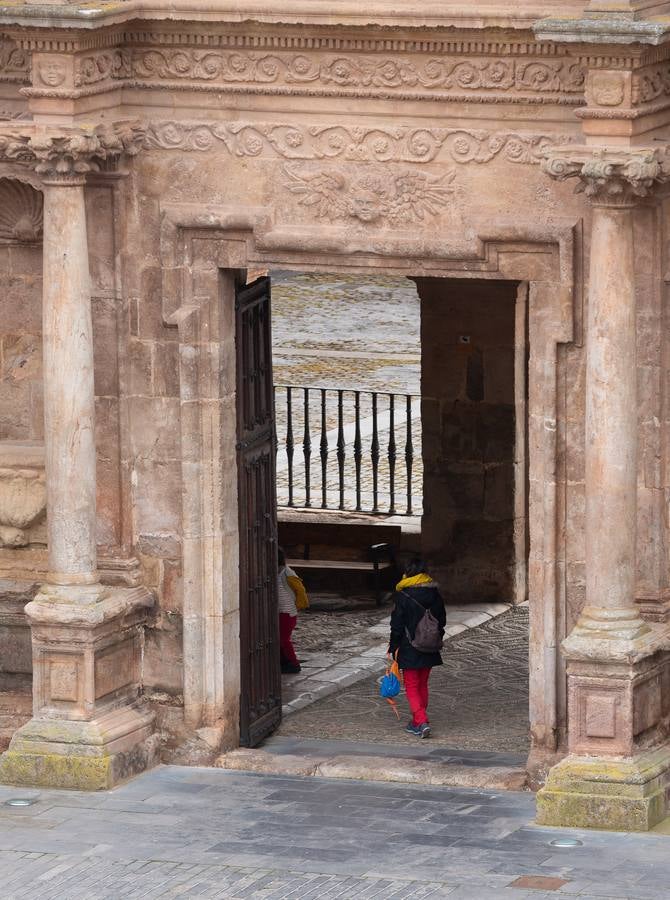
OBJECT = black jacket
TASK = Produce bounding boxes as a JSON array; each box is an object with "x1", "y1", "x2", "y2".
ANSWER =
[{"x1": 388, "y1": 583, "x2": 446, "y2": 670}]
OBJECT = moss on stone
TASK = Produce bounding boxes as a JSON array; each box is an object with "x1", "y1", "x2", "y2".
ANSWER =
[
  {"x1": 0, "y1": 750, "x2": 113, "y2": 791},
  {"x1": 536, "y1": 750, "x2": 670, "y2": 831},
  {"x1": 537, "y1": 787, "x2": 665, "y2": 832}
]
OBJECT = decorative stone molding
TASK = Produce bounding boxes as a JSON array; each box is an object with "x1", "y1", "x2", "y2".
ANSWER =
[
  {"x1": 542, "y1": 146, "x2": 668, "y2": 205},
  {"x1": 633, "y1": 62, "x2": 670, "y2": 105},
  {"x1": 0, "y1": 39, "x2": 29, "y2": 85},
  {"x1": 0, "y1": 120, "x2": 146, "y2": 182},
  {"x1": 282, "y1": 164, "x2": 455, "y2": 225},
  {"x1": 130, "y1": 48, "x2": 585, "y2": 99},
  {"x1": 0, "y1": 178, "x2": 42, "y2": 242},
  {"x1": 74, "y1": 48, "x2": 131, "y2": 87},
  {"x1": 145, "y1": 120, "x2": 569, "y2": 166},
  {"x1": 127, "y1": 32, "x2": 578, "y2": 57}
]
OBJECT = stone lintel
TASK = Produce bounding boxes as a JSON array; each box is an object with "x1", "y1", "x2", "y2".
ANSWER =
[{"x1": 536, "y1": 746, "x2": 670, "y2": 831}]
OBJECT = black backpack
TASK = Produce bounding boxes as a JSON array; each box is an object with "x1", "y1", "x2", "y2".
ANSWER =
[{"x1": 402, "y1": 590, "x2": 444, "y2": 653}]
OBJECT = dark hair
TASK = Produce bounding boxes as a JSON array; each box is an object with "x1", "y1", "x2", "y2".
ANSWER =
[
  {"x1": 277, "y1": 546, "x2": 286, "y2": 568},
  {"x1": 404, "y1": 558, "x2": 428, "y2": 578}
]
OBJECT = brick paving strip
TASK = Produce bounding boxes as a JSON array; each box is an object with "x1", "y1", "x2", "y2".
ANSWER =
[{"x1": 1, "y1": 766, "x2": 669, "y2": 899}]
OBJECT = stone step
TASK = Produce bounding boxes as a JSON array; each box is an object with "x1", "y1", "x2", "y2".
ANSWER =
[{"x1": 215, "y1": 747, "x2": 528, "y2": 792}]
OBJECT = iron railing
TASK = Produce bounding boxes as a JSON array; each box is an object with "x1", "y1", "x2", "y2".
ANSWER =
[{"x1": 274, "y1": 385, "x2": 421, "y2": 516}]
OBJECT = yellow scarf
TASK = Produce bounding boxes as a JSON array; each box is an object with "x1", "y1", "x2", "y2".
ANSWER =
[{"x1": 396, "y1": 573, "x2": 433, "y2": 591}]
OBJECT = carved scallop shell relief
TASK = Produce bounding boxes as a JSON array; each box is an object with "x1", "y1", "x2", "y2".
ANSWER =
[{"x1": 0, "y1": 178, "x2": 43, "y2": 243}]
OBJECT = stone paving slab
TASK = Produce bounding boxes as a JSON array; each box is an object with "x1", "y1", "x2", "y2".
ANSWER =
[
  {"x1": 0, "y1": 766, "x2": 669, "y2": 898},
  {"x1": 282, "y1": 601, "x2": 512, "y2": 717}
]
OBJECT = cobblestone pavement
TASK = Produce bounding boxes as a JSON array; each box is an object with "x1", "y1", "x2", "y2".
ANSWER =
[
  {"x1": 278, "y1": 607, "x2": 530, "y2": 753},
  {"x1": 1, "y1": 765, "x2": 670, "y2": 899},
  {"x1": 272, "y1": 272, "x2": 422, "y2": 515},
  {"x1": 292, "y1": 596, "x2": 390, "y2": 655}
]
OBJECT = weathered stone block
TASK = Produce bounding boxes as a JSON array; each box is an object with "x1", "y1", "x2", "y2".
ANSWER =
[{"x1": 537, "y1": 748, "x2": 670, "y2": 832}]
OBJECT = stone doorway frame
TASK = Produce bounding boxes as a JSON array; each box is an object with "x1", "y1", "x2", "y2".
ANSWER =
[{"x1": 159, "y1": 203, "x2": 579, "y2": 766}]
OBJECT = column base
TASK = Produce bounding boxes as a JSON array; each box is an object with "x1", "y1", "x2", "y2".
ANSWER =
[
  {"x1": 0, "y1": 704, "x2": 159, "y2": 791},
  {"x1": 0, "y1": 582, "x2": 158, "y2": 790},
  {"x1": 536, "y1": 747, "x2": 670, "y2": 832}
]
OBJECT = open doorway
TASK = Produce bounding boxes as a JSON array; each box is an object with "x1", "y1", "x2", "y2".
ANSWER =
[{"x1": 236, "y1": 270, "x2": 529, "y2": 759}]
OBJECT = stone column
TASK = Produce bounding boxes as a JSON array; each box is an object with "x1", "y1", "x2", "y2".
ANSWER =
[
  {"x1": 0, "y1": 124, "x2": 158, "y2": 791},
  {"x1": 537, "y1": 147, "x2": 670, "y2": 831},
  {"x1": 41, "y1": 171, "x2": 98, "y2": 586}
]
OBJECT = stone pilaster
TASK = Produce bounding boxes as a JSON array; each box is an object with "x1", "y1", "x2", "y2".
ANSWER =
[
  {"x1": 0, "y1": 123, "x2": 159, "y2": 790},
  {"x1": 537, "y1": 146, "x2": 670, "y2": 831}
]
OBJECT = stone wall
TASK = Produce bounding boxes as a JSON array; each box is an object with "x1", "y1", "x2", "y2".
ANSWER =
[
  {"x1": 0, "y1": 241, "x2": 42, "y2": 443},
  {"x1": 418, "y1": 278, "x2": 519, "y2": 604}
]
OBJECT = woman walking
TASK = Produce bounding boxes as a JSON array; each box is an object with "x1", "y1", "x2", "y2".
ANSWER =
[
  {"x1": 388, "y1": 559, "x2": 446, "y2": 738},
  {"x1": 277, "y1": 547, "x2": 308, "y2": 674}
]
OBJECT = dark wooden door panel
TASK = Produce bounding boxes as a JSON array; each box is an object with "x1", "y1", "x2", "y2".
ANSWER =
[{"x1": 236, "y1": 274, "x2": 281, "y2": 747}]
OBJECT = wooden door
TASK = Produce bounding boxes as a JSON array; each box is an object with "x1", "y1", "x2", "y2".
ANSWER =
[{"x1": 236, "y1": 274, "x2": 281, "y2": 747}]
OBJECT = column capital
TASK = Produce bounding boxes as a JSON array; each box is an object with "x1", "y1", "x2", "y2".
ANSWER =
[
  {"x1": 542, "y1": 145, "x2": 668, "y2": 207},
  {"x1": 0, "y1": 119, "x2": 146, "y2": 185}
]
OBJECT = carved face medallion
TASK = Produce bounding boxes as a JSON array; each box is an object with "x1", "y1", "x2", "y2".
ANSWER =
[
  {"x1": 38, "y1": 59, "x2": 67, "y2": 87},
  {"x1": 590, "y1": 72, "x2": 625, "y2": 108}
]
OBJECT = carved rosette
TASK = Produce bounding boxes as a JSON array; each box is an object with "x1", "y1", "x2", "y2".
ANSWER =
[
  {"x1": 542, "y1": 145, "x2": 668, "y2": 207},
  {"x1": 0, "y1": 119, "x2": 146, "y2": 185}
]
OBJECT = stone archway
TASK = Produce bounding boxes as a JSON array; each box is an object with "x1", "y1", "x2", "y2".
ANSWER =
[{"x1": 159, "y1": 202, "x2": 578, "y2": 773}]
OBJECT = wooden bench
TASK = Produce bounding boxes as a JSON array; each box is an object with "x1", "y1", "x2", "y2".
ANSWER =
[{"x1": 278, "y1": 520, "x2": 401, "y2": 606}]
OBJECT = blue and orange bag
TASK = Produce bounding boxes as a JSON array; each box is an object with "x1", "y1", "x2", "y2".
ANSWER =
[{"x1": 379, "y1": 653, "x2": 403, "y2": 719}]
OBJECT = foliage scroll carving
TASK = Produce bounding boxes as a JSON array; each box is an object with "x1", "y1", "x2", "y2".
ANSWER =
[
  {"x1": 131, "y1": 49, "x2": 585, "y2": 99},
  {"x1": 0, "y1": 40, "x2": 30, "y2": 85},
  {"x1": 75, "y1": 49, "x2": 132, "y2": 87},
  {"x1": 144, "y1": 121, "x2": 564, "y2": 165}
]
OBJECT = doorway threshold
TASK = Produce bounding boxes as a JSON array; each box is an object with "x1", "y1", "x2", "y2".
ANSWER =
[{"x1": 216, "y1": 736, "x2": 527, "y2": 792}]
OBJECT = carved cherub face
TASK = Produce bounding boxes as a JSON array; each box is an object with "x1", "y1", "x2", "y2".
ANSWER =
[
  {"x1": 347, "y1": 190, "x2": 383, "y2": 222},
  {"x1": 38, "y1": 59, "x2": 66, "y2": 87}
]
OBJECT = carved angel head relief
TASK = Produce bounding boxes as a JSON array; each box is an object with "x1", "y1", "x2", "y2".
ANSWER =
[{"x1": 282, "y1": 164, "x2": 456, "y2": 226}]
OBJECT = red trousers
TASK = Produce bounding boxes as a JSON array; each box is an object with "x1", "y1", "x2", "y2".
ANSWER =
[
  {"x1": 404, "y1": 667, "x2": 431, "y2": 726},
  {"x1": 279, "y1": 613, "x2": 299, "y2": 667}
]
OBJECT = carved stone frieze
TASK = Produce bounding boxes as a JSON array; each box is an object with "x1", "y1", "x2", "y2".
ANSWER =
[
  {"x1": 633, "y1": 63, "x2": 670, "y2": 106},
  {"x1": 0, "y1": 178, "x2": 42, "y2": 241},
  {"x1": 74, "y1": 49, "x2": 131, "y2": 87},
  {"x1": 0, "y1": 40, "x2": 30, "y2": 85},
  {"x1": 129, "y1": 48, "x2": 585, "y2": 102},
  {"x1": 144, "y1": 120, "x2": 566, "y2": 166},
  {"x1": 542, "y1": 146, "x2": 668, "y2": 206},
  {"x1": 282, "y1": 164, "x2": 455, "y2": 225}
]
